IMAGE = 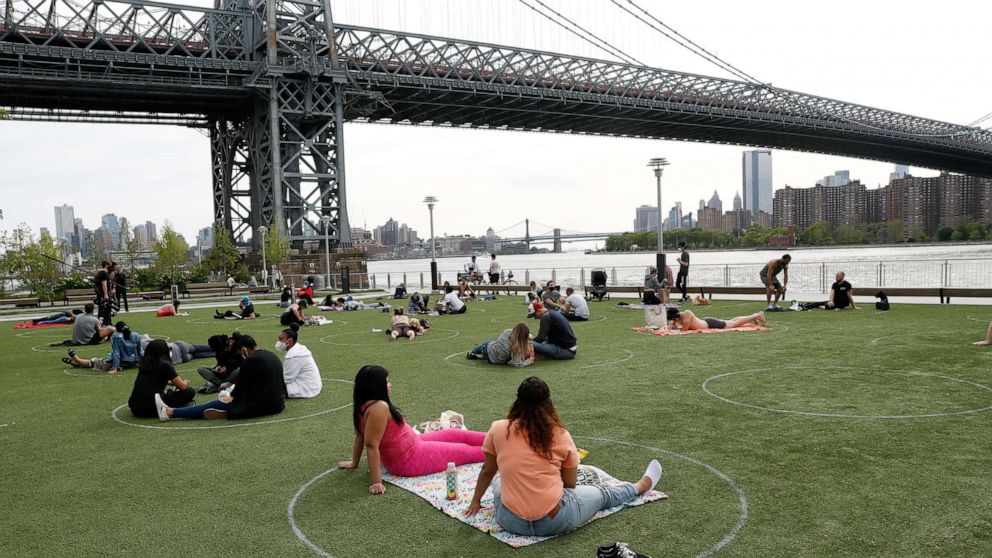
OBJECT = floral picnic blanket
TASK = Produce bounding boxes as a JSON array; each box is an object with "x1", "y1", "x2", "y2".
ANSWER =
[
  {"x1": 13, "y1": 321, "x2": 70, "y2": 329},
  {"x1": 631, "y1": 324, "x2": 768, "y2": 336},
  {"x1": 382, "y1": 463, "x2": 667, "y2": 548}
]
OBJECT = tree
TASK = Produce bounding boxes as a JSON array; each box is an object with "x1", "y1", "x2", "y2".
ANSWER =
[
  {"x1": 969, "y1": 229, "x2": 984, "y2": 241},
  {"x1": 264, "y1": 225, "x2": 291, "y2": 268},
  {"x1": 153, "y1": 223, "x2": 188, "y2": 275},
  {"x1": 886, "y1": 220, "x2": 904, "y2": 243},
  {"x1": 203, "y1": 221, "x2": 242, "y2": 275},
  {"x1": 0, "y1": 224, "x2": 64, "y2": 303},
  {"x1": 117, "y1": 217, "x2": 141, "y2": 275},
  {"x1": 936, "y1": 226, "x2": 954, "y2": 242}
]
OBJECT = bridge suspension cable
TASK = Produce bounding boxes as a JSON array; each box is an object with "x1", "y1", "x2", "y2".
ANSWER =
[
  {"x1": 517, "y1": 0, "x2": 644, "y2": 66},
  {"x1": 612, "y1": 0, "x2": 989, "y2": 140}
]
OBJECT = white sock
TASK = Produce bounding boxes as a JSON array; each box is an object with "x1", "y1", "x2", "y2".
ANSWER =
[{"x1": 643, "y1": 459, "x2": 663, "y2": 491}]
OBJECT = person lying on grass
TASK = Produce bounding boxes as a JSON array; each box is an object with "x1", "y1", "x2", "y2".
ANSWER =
[
  {"x1": 128, "y1": 339, "x2": 194, "y2": 418},
  {"x1": 63, "y1": 321, "x2": 142, "y2": 374},
  {"x1": 155, "y1": 300, "x2": 186, "y2": 317},
  {"x1": 975, "y1": 320, "x2": 992, "y2": 346},
  {"x1": 409, "y1": 317, "x2": 431, "y2": 336},
  {"x1": 338, "y1": 365, "x2": 486, "y2": 494},
  {"x1": 466, "y1": 377, "x2": 662, "y2": 537},
  {"x1": 467, "y1": 322, "x2": 534, "y2": 367},
  {"x1": 666, "y1": 307, "x2": 766, "y2": 331},
  {"x1": 155, "y1": 335, "x2": 285, "y2": 421},
  {"x1": 214, "y1": 296, "x2": 258, "y2": 319},
  {"x1": 33, "y1": 308, "x2": 82, "y2": 326},
  {"x1": 196, "y1": 333, "x2": 244, "y2": 393},
  {"x1": 277, "y1": 324, "x2": 322, "y2": 399},
  {"x1": 389, "y1": 307, "x2": 416, "y2": 341}
]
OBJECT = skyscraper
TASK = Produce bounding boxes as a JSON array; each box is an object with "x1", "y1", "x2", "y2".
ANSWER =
[
  {"x1": 742, "y1": 150, "x2": 773, "y2": 215},
  {"x1": 145, "y1": 221, "x2": 157, "y2": 242},
  {"x1": 707, "y1": 190, "x2": 723, "y2": 212},
  {"x1": 54, "y1": 204, "x2": 75, "y2": 244},
  {"x1": 733, "y1": 191, "x2": 742, "y2": 211},
  {"x1": 101, "y1": 214, "x2": 121, "y2": 250},
  {"x1": 633, "y1": 205, "x2": 659, "y2": 232}
]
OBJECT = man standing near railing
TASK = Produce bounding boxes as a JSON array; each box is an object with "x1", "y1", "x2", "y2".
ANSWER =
[
  {"x1": 676, "y1": 242, "x2": 690, "y2": 302},
  {"x1": 760, "y1": 254, "x2": 791, "y2": 312},
  {"x1": 488, "y1": 254, "x2": 501, "y2": 284}
]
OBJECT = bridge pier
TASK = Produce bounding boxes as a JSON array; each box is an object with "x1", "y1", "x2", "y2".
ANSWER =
[{"x1": 553, "y1": 228, "x2": 562, "y2": 253}]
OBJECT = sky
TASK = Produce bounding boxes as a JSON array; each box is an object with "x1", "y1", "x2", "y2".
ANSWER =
[{"x1": 1, "y1": 0, "x2": 989, "y2": 242}]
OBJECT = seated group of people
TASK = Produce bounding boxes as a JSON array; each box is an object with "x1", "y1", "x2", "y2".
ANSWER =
[
  {"x1": 338, "y1": 368, "x2": 663, "y2": 538},
  {"x1": 527, "y1": 281, "x2": 589, "y2": 322}
]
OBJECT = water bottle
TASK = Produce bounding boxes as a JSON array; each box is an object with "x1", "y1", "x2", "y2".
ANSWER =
[{"x1": 445, "y1": 462, "x2": 458, "y2": 500}]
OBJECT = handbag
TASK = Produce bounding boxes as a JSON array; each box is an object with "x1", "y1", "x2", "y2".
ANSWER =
[
  {"x1": 875, "y1": 291, "x2": 890, "y2": 311},
  {"x1": 644, "y1": 305, "x2": 668, "y2": 327},
  {"x1": 418, "y1": 410, "x2": 466, "y2": 434}
]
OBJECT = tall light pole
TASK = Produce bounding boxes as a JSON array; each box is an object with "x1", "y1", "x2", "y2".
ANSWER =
[
  {"x1": 423, "y1": 196, "x2": 438, "y2": 291},
  {"x1": 257, "y1": 225, "x2": 268, "y2": 287},
  {"x1": 321, "y1": 215, "x2": 333, "y2": 291},
  {"x1": 647, "y1": 158, "x2": 670, "y2": 276}
]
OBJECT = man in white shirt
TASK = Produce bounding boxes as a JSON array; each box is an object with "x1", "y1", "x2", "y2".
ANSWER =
[
  {"x1": 563, "y1": 287, "x2": 590, "y2": 321},
  {"x1": 277, "y1": 327, "x2": 322, "y2": 398},
  {"x1": 441, "y1": 286, "x2": 467, "y2": 314},
  {"x1": 488, "y1": 254, "x2": 501, "y2": 284}
]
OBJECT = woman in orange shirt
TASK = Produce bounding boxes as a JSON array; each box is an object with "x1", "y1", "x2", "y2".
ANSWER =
[{"x1": 467, "y1": 377, "x2": 662, "y2": 536}]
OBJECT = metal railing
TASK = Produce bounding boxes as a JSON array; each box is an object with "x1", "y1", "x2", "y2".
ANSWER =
[{"x1": 368, "y1": 258, "x2": 992, "y2": 294}]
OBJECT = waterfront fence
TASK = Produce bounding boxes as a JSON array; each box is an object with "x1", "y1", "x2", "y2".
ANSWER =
[{"x1": 367, "y1": 258, "x2": 992, "y2": 293}]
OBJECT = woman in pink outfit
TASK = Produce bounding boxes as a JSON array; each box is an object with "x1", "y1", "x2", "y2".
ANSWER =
[{"x1": 338, "y1": 365, "x2": 486, "y2": 494}]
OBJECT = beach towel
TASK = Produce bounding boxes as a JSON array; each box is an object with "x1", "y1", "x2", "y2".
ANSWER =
[
  {"x1": 616, "y1": 303, "x2": 681, "y2": 310},
  {"x1": 13, "y1": 321, "x2": 70, "y2": 329},
  {"x1": 631, "y1": 324, "x2": 768, "y2": 336},
  {"x1": 382, "y1": 463, "x2": 666, "y2": 548}
]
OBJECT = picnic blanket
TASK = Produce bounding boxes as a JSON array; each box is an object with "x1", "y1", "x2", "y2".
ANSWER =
[
  {"x1": 382, "y1": 463, "x2": 666, "y2": 548},
  {"x1": 631, "y1": 324, "x2": 768, "y2": 336},
  {"x1": 616, "y1": 303, "x2": 681, "y2": 310},
  {"x1": 13, "y1": 321, "x2": 70, "y2": 329}
]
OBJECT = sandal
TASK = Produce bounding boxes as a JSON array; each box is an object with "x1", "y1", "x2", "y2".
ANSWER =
[{"x1": 61, "y1": 357, "x2": 72, "y2": 365}]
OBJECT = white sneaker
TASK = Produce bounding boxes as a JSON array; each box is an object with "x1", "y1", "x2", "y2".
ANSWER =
[{"x1": 154, "y1": 393, "x2": 169, "y2": 422}]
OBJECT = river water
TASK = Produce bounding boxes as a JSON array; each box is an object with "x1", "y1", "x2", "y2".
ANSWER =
[{"x1": 368, "y1": 243, "x2": 992, "y2": 294}]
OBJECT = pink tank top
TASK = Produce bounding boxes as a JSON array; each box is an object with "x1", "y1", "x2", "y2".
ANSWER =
[{"x1": 360, "y1": 401, "x2": 417, "y2": 468}]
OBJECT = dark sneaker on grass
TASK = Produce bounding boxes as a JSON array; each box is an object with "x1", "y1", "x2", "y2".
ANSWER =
[
  {"x1": 197, "y1": 383, "x2": 220, "y2": 395},
  {"x1": 203, "y1": 408, "x2": 228, "y2": 420},
  {"x1": 68, "y1": 349, "x2": 77, "y2": 358},
  {"x1": 597, "y1": 542, "x2": 652, "y2": 558}
]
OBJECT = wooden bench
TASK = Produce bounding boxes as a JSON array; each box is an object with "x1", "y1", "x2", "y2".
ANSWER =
[
  {"x1": 0, "y1": 297, "x2": 40, "y2": 308},
  {"x1": 695, "y1": 286, "x2": 769, "y2": 299},
  {"x1": 247, "y1": 286, "x2": 272, "y2": 295},
  {"x1": 583, "y1": 285, "x2": 649, "y2": 300},
  {"x1": 851, "y1": 287, "x2": 992, "y2": 304},
  {"x1": 182, "y1": 282, "x2": 235, "y2": 298},
  {"x1": 64, "y1": 288, "x2": 95, "y2": 305},
  {"x1": 138, "y1": 290, "x2": 168, "y2": 301}
]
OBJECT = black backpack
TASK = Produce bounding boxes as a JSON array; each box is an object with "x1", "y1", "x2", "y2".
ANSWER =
[{"x1": 875, "y1": 291, "x2": 890, "y2": 311}]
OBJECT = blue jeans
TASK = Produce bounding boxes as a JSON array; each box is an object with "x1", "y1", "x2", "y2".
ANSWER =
[
  {"x1": 532, "y1": 342, "x2": 576, "y2": 360},
  {"x1": 171, "y1": 399, "x2": 230, "y2": 419},
  {"x1": 492, "y1": 476, "x2": 636, "y2": 536},
  {"x1": 472, "y1": 341, "x2": 491, "y2": 359}
]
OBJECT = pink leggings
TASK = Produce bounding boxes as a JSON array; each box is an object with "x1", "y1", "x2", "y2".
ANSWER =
[{"x1": 387, "y1": 429, "x2": 486, "y2": 477}]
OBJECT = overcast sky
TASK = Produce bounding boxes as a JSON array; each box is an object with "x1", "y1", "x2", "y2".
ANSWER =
[{"x1": 1, "y1": 0, "x2": 988, "y2": 242}]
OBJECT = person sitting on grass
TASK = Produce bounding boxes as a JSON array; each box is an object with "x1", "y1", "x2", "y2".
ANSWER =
[
  {"x1": 71, "y1": 303, "x2": 115, "y2": 345},
  {"x1": 33, "y1": 308, "x2": 82, "y2": 326},
  {"x1": 975, "y1": 320, "x2": 992, "y2": 346},
  {"x1": 542, "y1": 281, "x2": 565, "y2": 311},
  {"x1": 389, "y1": 308, "x2": 416, "y2": 341},
  {"x1": 643, "y1": 266, "x2": 668, "y2": 305},
  {"x1": 281, "y1": 298, "x2": 308, "y2": 326},
  {"x1": 407, "y1": 293, "x2": 429, "y2": 314},
  {"x1": 666, "y1": 307, "x2": 766, "y2": 331},
  {"x1": 128, "y1": 339, "x2": 195, "y2": 418},
  {"x1": 458, "y1": 280, "x2": 476, "y2": 300},
  {"x1": 277, "y1": 324, "x2": 322, "y2": 398},
  {"x1": 437, "y1": 286, "x2": 467, "y2": 315},
  {"x1": 466, "y1": 377, "x2": 663, "y2": 536},
  {"x1": 214, "y1": 296, "x2": 258, "y2": 319},
  {"x1": 278, "y1": 286, "x2": 294, "y2": 308},
  {"x1": 63, "y1": 321, "x2": 143, "y2": 374},
  {"x1": 155, "y1": 300, "x2": 185, "y2": 317},
  {"x1": 800, "y1": 271, "x2": 859, "y2": 311},
  {"x1": 532, "y1": 303, "x2": 578, "y2": 360},
  {"x1": 526, "y1": 292, "x2": 540, "y2": 319},
  {"x1": 296, "y1": 283, "x2": 315, "y2": 305},
  {"x1": 563, "y1": 287, "x2": 590, "y2": 322},
  {"x1": 467, "y1": 322, "x2": 534, "y2": 367},
  {"x1": 155, "y1": 335, "x2": 286, "y2": 421},
  {"x1": 338, "y1": 365, "x2": 486, "y2": 493},
  {"x1": 393, "y1": 283, "x2": 407, "y2": 299},
  {"x1": 196, "y1": 333, "x2": 244, "y2": 392}
]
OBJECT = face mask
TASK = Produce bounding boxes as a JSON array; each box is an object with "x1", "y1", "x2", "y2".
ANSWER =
[{"x1": 275, "y1": 341, "x2": 287, "y2": 352}]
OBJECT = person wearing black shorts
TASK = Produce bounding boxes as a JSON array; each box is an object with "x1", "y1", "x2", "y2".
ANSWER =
[
  {"x1": 94, "y1": 260, "x2": 113, "y2": 326},
  {"x1": 666, "y1": 307, "x2": 766, "y2": 331},
  {"x1": 675, "y1": 242, "x2": 690, "y2": 302},
  {"x1": 801, "y1": 272, "x2": 859, "y2": 310},
  {"x1": 759, "y1": 254, "x2": 791, "y2": 311}
]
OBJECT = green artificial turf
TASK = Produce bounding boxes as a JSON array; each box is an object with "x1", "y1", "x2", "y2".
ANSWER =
[{"x1": 2, "y1": 298, "x2": 991, "y2": 557}]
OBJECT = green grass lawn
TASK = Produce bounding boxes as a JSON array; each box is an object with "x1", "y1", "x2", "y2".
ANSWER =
[{"x1": 2, "y1": 297, "x2": 991, "y2": 557}]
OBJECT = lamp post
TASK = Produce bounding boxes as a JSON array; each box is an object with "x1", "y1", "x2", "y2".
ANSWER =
[
  {"x1": 647, "y1": 158, "x2": 669, "y2": 275},
  {"x1": 257, "y1": 225, "x2": 268, "y2": 287},
  {"x1": 321, "y1": 215, "x2": 333, "y2": 291},
  {"x1": 423, "y1": 196, "x2": 438, "y2": 291}
]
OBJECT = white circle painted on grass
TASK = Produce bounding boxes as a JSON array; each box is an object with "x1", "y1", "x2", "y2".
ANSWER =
[
  {"x1": 110, "y1": 379, "x2": 354, "y2": 430},
  {"x1": 319, "y1": 328, "x2": 459, "y2": 346},
  {"x1": 62, "y1": 366, "x2": 126, "y2": 378},
  {"x1": 16, "y1": 330, "x2": 68, "y2": 339},
  {"x1": 286, "y1": 436, "x2": 746, "y2": 558},
  {"x1": 701, "y1": 366, "x2": 992, "y2": 419},
  {"x1": 441, "y1": 345, "x2": 635, "y2": 370},
  {"x1": 32, "y1": 344, "x2": 65, "y2": 353}
]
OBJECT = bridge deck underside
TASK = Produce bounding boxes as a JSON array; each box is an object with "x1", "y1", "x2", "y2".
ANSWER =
[{"x1": 349, "y1": 78, "x2": 992, "y2": 178}]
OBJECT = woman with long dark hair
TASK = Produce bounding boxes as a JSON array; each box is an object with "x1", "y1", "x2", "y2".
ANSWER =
[
  {"x1": 127, "y1": 339, "x2": 194, "y2": 417},
  {"x1": 466, "y1": 377, "x2": 662, "y2": 536},
  {"x1": 64, "y1": 321, "x2": 143, "y2": 374},
  {"x1": 338, "y1": 365, "x2": 486, "y2": 494}
]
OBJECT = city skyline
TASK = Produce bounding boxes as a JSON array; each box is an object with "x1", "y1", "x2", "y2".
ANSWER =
[{"x1": 1, "y1": 2, "x2": 989, "y2": 244}]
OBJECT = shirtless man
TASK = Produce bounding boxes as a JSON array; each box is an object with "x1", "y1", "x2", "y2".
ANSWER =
[
  {"x1": 666, "y1": 307, "x2": 765, "y2": 331},
  {"x1": 760, "y1": 254, "x2": 791, "y2": 311}
]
